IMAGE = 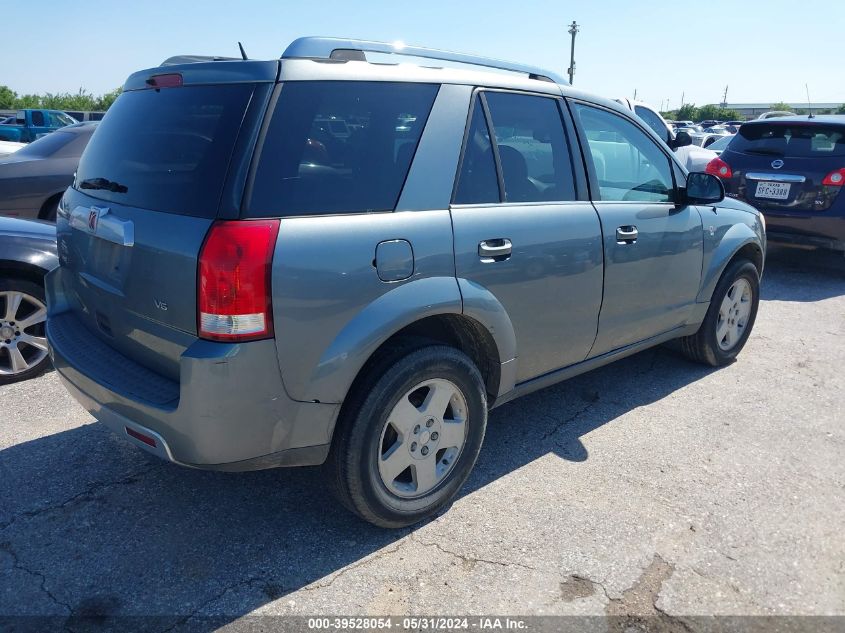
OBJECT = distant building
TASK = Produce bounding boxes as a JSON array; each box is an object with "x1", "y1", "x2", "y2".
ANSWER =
[{"x1": 723, "y1": 103, "x2": 843, "y2": 119}]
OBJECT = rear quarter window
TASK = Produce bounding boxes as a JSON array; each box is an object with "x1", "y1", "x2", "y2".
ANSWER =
[
  {"x1": 74, "y1": 84, "x2": 254, "y2": 217},
  {"x1": 247, "y1": 81, "x2": 439, "y2": 217},
  {"x1": 731, "y1": 123, "x2": 845, "y2": 158}
]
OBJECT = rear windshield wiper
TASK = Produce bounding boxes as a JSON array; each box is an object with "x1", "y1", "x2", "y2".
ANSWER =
[{"x1": 79, "y1": 177, "x2": 128, "y2": 194}]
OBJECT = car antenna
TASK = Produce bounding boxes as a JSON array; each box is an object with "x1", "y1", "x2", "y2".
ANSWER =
[
  {"x1": 238, "y1": 42, "x2": 248, "y2": 60},
  {"x1": 805, "y1": 84, "x2": 814, "y2": 119}
]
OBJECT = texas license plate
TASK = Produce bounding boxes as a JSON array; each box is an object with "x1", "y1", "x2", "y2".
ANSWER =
[{"x1": 755, "y1": 181, "x2": 790, "y2": 200}]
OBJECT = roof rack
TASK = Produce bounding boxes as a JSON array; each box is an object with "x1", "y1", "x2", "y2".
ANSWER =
[
  {"x1": 160, "y1": 55, "x2": 238, "y2": 66},
  {"x1": 281, "y1": 37, "x2": 567, "y2": 85}
]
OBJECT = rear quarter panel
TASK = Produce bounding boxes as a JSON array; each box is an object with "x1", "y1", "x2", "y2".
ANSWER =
[{"x1": 271, "y1": 210, "x2": 460, "y2": 403}]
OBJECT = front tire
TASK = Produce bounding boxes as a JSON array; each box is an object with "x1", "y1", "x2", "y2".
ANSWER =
[
  {"x1": 325, "y1": 344, "x2": 488, "y2": 528},
  {"x1": 680, "y1": 259, "x2": 760, "y2": 366}
]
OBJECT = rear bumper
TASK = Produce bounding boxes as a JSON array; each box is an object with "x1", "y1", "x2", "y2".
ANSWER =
[
  {"x1": 45, "y1": 268, "x2": 338, "y2": 471},
  {"x1": 763, "y1": 214, "x2": 845, "y2": 252}
]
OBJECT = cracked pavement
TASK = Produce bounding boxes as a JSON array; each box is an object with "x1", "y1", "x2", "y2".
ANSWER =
[{"x1": 1, "y1": 246, "x2": 843, "y2": 630}]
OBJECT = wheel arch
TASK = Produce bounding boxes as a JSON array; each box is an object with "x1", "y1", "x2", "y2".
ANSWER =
[
  {"x1": 698, "y1": 226, "x2": 764, "y2": 304},
  {"x1": 38, "y1": 191, "x2": 64, "y2": 220},
  {"x1": 0, "y1": 259, "x2": 51, "y2": 288},
  {"x1": 301, "y1": 276, "x2": 517, "y2": 408}
]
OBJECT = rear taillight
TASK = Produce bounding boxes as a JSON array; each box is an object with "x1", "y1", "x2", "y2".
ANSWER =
[
  {"x1": 198, "y1": 220, "x2": 280, "y2": 342},
  {"x1": 705, "y1": 157, "x2": 732, "y2": 179},
  {"x1": 822, "y1": 168, "x2": 845, "y2": 186}
]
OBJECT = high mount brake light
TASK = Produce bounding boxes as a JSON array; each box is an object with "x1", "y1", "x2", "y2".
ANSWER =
[
  {"x1": 198, "y1": 220, "x2": 280, "y2": 342},
  {"x1": 145, "y1": 73, "x2": 183, "y2": 88}
]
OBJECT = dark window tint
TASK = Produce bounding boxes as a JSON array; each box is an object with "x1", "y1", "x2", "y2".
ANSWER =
[
  {"x1": 573, "y1": 103, "x2": 674, "y2": 203},
  {"x1": 31, "y1": 111, "x2": 45, "y2": 126},
  {"x1": 485, "y1": 92, "x2": 575, "y2": 202},
  {"x1": 731, "y1": 123, "x2": 845, "y2": 157},
  {"x1": 454, "y1": 97, "x2": 500, "y2": 204},
  {"x1": 74, "y1": 84, "x2": 254, "y2": 217},
  {"x1": 15, "y1": 130, "x2": 76, "y2": 157},
  {"x1": 634, "y1": 105, "x2": 669, "y2": 142},
  {"x1": 248, "y1": 81, "x2": 438, "y2": 217}
]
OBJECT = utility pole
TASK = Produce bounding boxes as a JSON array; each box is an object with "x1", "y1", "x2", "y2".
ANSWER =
[
  {"x1": 680, "y1": 92, "x2": 685, "y2": 108},
  {"x1": 567, "y1": 21, "x2": 579, "y2": 85},
  {"x1": 633, "y1": 88, "x2": 637, "y2": 101},
  {"x1": 721, "y1": 85, "x2": 728, "y2": 108}
]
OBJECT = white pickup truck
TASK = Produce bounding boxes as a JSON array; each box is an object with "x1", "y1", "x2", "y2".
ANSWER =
[{"x1": 615, "y1": 98, "x2": 717, "y2": 172}]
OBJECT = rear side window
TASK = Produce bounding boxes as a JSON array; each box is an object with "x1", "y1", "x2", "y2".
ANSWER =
[
  {"x1": 634, "y1": 105, "x2": 669, "y2": 142},
  {"x1": 731, "y1": 123, "x2": 845, "y2": 157},
  {"x1": 31, "y1": 111, "x2": 45, "y2": 126},
  {"x1": 248, "y1": 81, "x2": 439, "y2": 217},
  {"x1": 74, "y1": 84, "x2": 254, "y2": 217},
  {"x1": 485, "y1": 92, "x2": 576, "y2": 203}
]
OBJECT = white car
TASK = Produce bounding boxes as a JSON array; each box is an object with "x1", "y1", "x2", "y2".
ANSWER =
[
  {"x1": 615, "y1": 98, "x2": 718, "y2": 172},
  {"x1": 0, "y1": 140, "x2": 26, "y2": 158}
]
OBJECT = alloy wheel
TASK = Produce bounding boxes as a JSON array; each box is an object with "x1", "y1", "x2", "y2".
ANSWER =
[
  {"x1": 378, "y1": 378, "x2": 468, "y2": 498},
  {"x1": 0, "y1": 291, "x2": 48, "y2": 377}
]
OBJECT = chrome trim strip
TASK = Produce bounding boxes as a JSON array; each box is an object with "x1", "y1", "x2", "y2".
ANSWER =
[{"x1": 745, "y1": 172, "x2": 806, "y2": 183}]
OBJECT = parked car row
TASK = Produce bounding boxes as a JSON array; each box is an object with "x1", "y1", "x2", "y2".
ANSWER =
[
  {"x1": 706, "y1": 115, "x2": 845, "y2": 253},
  {"x1": 0, "y1": 122, "x2": 98, "y2": 221},
  {"x1": 0, "y1": 109, "x2": 79, "y2": 142}
]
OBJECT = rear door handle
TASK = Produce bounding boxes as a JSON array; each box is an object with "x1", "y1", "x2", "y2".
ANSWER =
[
  {"x1": 616, "y1": 226, "x2": 638, "y2": 244},
  {"x1": 478, "y1": 238, "x2": 512, "y2": 261}
]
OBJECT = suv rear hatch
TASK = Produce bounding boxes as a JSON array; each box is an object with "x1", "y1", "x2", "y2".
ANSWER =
[
  {"x1": 55, "y1": 62, "x2": 275, "y2": 381},
  {"x1": 721, "y1": 120, "x2": 845, "y2": 213}
]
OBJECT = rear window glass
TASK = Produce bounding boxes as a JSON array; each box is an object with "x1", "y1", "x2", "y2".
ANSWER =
[
  {"x1": 74, "y1": 84, "x2": 254, "y2": 217},
  {"x1": 247, "y1": 81, "x2": 439, "y2": 217},
  {"x1": 731, "y1": 123, "x2": 845, "y2": 157},
  {"x1": 15, "y1": 131, "x2": 76, "y2": 157}
]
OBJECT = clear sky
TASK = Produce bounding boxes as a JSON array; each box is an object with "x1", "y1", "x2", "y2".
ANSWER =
[{"x1": 2, "y1": 0, "x2": 843, "y2": 108}]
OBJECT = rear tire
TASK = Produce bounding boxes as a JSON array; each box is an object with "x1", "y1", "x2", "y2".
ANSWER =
[
  {"x1": 324, "y1": 344, "x2": 487, "y2": 528},
  {"x1": 680, "y1": 259, "x2": 760, "y2": 366}
]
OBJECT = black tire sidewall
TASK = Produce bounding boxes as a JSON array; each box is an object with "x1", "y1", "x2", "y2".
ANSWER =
[
  {"x1": 0, "y1": 277, "x2": 51, "y2": 384},
  {"x1": 703, "y1": 260, "x2": 760, "y2": 364},
  {"x1": 343, "y1": 346, "x2": 487, "y2": 526}
]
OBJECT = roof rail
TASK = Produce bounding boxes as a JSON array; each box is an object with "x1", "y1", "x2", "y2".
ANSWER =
[
  {"x1": 160, "y1": 55, "x2": 238, "y2": 66},
  {"x1": 282, "y1": 37, "x2": 567, "y2": 85}
]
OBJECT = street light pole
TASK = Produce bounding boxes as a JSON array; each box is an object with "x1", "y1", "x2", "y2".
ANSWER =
[{"x1": 567, "y1": 21, "x2": 579, "y2": 85}]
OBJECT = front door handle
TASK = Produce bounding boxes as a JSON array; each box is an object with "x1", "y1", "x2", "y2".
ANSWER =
[
  {"x1": 616, "y1": 226, "x2": 638, "y2": 244},
  {"x1": 478, "y1": 238, "x2": 512, "y2": 261}
]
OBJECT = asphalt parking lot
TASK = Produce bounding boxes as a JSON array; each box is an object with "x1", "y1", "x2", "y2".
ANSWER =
[{"x1": 1, "y1": 246, "x2": 843, "y2": 631}]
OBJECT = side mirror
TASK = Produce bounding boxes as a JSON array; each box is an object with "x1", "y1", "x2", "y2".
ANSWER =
[
  {"x1": 673, "y1": 131, "x2": 693, "y2": 148},
  {"x1": 686, "y1": 172, "x2": 725, "y2": 204}
]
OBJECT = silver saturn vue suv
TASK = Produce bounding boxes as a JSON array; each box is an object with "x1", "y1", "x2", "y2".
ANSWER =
[{"x1": 45, "y1": 37, "x2": 766, "y2": 527}]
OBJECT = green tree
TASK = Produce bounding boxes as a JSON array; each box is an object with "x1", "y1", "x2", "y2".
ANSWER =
[
  {"x1": 14, "y1": 94, "x2": 41, "y2": 108},
  {"x1": 770, "y1": 101, "x2": 793, "y2": 112},
  {"x1": 0, "y1": 85, "x2": 16, "y2": 109},
  {"x1": 837, "y1": 104, "x2": 845, "y2": 114},
  {"x1": 95, "y1": 87, "x2": 122, "y2": 111},
  {"x1": 676, "y1": 103, "x2": 698, "y2": 122},
  {"x1": 41, "y1": 88, "x2": 97, "y2": 111}
]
